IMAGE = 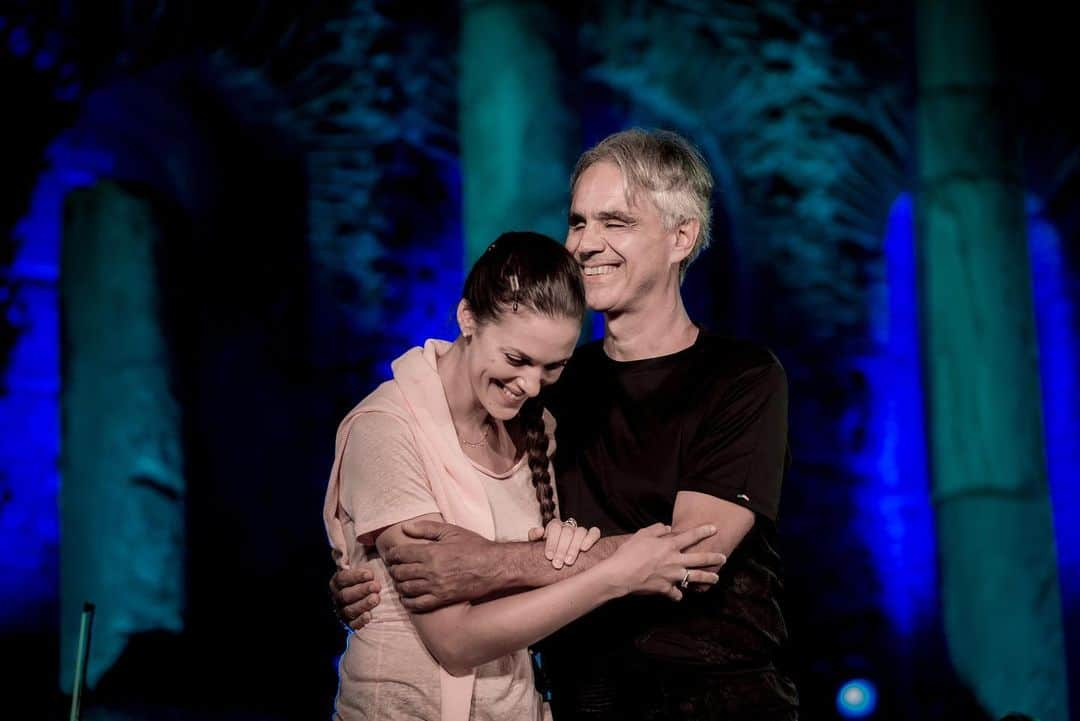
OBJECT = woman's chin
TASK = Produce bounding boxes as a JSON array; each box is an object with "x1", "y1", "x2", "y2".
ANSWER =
[
  {"x1": 487, "y1": 404, "x2": 520, "y2": 422},
  {"x1": 482, "y1": 394, "x2": 523, "y2": 421}
]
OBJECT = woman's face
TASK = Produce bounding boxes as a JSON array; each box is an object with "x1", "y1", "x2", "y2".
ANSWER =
[{"x1": 461, "y1": 304, "x2": 580, "y2": 420}]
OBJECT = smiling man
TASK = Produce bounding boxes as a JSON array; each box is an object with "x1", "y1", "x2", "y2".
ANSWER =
[{"x1": 332, "y1": 130, "x2": 799, "y2": 720}]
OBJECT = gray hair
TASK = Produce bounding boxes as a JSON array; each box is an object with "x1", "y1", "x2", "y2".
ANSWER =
[{"x1": 570, "y1": 129, "x2": 714, "y2": 280}]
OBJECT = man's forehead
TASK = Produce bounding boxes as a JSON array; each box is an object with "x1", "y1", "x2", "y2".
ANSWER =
[{"x1": 571, "y1": 167, "x2": 645, "y2": 213}]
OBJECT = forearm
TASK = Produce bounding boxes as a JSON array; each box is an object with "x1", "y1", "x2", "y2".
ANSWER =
[
  {"x1": 384, "y1": 522, "x2": 634, "y2": 611},
  {"x1": 497, "y1": 534, "x2": 630, "y2": 590},
  {"x1": 671, "y1": 491, "x2": 755, "y2": 573},
  {"x1": 417, "y1": 559, "x2": 625, "y2": 675}
]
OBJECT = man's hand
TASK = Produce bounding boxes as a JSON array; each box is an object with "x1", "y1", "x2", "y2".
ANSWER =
[
  {"x1": 383, "y1": 520, "x2": 502, "y2": 612},
  {"x1": 329, "y1": 566, "x2": 381, "y2": 632}
]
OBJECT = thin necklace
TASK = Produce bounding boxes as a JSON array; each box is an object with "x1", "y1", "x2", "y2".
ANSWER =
[{"x1": 458, "y1": 422, "x2": 490, "y2": 448}]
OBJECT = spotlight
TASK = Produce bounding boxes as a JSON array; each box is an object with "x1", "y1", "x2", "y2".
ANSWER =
[{"x1": 836, "y1": 679, "x2": 877, "y2": 718}]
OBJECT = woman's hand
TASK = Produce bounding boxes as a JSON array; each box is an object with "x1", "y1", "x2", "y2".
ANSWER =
[
  {"x1": 527, "y1": 518, "x2": 602, "y2": 569},
  {"x1": 602, "y1": 523, "x2": 726, "y2": 601}
]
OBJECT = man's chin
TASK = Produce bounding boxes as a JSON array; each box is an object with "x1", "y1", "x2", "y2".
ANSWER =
[{"x1": 584, "y1": 291, "x2": 615, "y2": 314}]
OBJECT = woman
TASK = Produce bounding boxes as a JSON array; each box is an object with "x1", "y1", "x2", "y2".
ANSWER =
[{"x1": 323, "y1": 232, "x2": 723, "y2": 721}]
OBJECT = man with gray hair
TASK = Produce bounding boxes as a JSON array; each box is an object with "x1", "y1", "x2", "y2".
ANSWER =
[{"x1": 332, "y1": 129, "x2": 798, "y2": 720}]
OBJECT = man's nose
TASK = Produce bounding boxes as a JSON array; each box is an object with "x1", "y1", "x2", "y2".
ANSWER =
[{"x1": 575, "y1": 224, "x2": 605, "y2": 257}]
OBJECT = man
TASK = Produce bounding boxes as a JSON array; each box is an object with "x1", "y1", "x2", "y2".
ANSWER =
[{"x1": 332, "y1": 129, "x2": 798, "y2": 720}]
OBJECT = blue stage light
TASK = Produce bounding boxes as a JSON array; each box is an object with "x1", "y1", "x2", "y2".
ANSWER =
[{"x1": 836, "y1": 679, "x2": 877, "y2": 718}]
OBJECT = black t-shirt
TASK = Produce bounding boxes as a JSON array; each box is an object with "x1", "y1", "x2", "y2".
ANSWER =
[{"x1": 541, "y1": 332, "x2": 793, "y2": 676}]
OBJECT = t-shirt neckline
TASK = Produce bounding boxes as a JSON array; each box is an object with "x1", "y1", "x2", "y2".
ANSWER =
[{"x1": 600, "y1": 328, "x2": 704, "y2": 372}]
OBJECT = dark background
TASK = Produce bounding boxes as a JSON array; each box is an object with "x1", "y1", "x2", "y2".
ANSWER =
[{"x1": 1, "y1": 2, "x2": 1077, "y2": 720}]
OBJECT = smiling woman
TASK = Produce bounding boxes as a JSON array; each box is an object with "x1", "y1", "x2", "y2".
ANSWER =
[{"x1": 322, "y1": 231, "x2": 726, "y2": 721}]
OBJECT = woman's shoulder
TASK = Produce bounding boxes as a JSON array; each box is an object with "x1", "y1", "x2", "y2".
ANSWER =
[{"x1": 338, "y1": 382, "x2": 414, "y2": 444}]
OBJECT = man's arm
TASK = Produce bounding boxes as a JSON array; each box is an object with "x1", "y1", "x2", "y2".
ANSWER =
[
  {"x1": 383, "y1": 521, "x2": 633, "y2": 612},
  {"x1": 671, "y1": 360, "x2": 789, "y2": 573},
  {"x1": 379, "y1": 516, "x2": 724, "y2": 676},
  {"x1": 671, "y1": 491, "x2": 755, "y2": 572}
]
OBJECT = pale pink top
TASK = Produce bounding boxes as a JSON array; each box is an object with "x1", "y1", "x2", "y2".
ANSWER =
[{"x1": 324, "y1": 340, "x2": 556, "y2": 721}]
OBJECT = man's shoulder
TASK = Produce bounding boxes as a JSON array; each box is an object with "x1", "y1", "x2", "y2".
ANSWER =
[{"x1": 695, "y1": 332, "x2": 784, "y2": 380}]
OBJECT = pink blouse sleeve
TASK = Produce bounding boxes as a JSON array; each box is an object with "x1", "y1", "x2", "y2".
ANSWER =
[{"x1": 337, "y1": 412, "x2": 440, "y2": 546}]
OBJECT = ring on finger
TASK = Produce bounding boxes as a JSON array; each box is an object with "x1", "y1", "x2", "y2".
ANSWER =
[
  {"x1": 562, "y1": 517, "x2": 578, "y2": 528},
  {"x1": 679, "y1": 569, "x2": 691, "y2": 589}
]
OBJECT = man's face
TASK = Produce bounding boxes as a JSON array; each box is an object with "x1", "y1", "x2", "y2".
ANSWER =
[{"x1": 565, "y1": 161, "x2": 677, "y2": 316}]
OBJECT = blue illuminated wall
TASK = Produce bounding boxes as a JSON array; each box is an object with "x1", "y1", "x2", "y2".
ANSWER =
[
  {"x1": 857, "y1": 193, "x2": 938, "y2": 640},
  {"x1": 1028, "y1": 202, "x2": 1080, "y2": 700},
  {"x1": 0, "y1": 139, "x2": 112, "y2": 632},
  {"x1": 858, "y1": 192, "x2": 1080, "y2": 706},
  {"x1": 854, "y1": 192, "x2": 1079, "y2": 643}
]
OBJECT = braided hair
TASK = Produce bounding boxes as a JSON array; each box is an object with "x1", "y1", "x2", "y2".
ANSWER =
[{"x1": 462, "y1": 232, "x2": 586, "y2": 525}]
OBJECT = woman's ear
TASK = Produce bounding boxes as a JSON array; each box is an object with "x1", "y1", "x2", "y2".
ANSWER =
[{"x1": 457, "y1": 299, "x2": 476, "y2": 339}]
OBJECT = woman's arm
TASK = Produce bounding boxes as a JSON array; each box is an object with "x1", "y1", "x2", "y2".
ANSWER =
[{"x1": 375, "y1": 513, "x2": 724, "y2": 677}]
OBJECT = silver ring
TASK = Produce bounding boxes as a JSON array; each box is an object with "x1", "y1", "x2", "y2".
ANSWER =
[
  {"x1": 679, "y1": 569, "x2": 691, "y2": 589},
  {"x1": 563, "y1": 517, "x2": 578, "y2": 528}
]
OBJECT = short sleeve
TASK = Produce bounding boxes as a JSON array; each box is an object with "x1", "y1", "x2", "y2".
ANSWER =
[
  {"x1": 680, "y1": 362, "x2": 789, "y2": 522},
  {"x1": 337, "y1": 412, "x2": 440, "y2": 545}
]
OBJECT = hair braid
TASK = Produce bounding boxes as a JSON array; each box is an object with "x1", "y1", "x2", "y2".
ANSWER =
[{"x1": 519, "y1": 397, "x2": 557, "y2": 526}]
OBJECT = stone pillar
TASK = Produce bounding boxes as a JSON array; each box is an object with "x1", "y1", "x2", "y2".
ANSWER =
[
  {"x1": 916, "y1": 1, "x2": 1068, "y2": 719},
  {"x1": 60, "y1": 182, "x2": 184, "y2": 690},
  {"x1": 459, "y1": 0, "x2": 575, "y2": 264}
]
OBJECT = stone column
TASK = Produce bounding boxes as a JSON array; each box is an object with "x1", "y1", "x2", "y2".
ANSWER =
[
  {"x1": 459, "y1": 0, "x2": 575, "y2": 264},
  {"x1": 60, "y1": 182, "x2": 184, "y2": 690},
  {"x1": 916, "y1": 1, "x2": 1068, "y2": 719}
]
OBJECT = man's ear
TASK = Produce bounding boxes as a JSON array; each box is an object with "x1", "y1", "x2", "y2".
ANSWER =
[
  {"x1": 670, "y1": 218, "x2": 700, "y2": 266},
  {"x1": 457, "y1": 299, "x2": 476, "y2": 339}
]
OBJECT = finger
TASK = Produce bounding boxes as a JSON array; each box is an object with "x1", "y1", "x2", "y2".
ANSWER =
[
  {"x1": 544, "y1": 519, "x2": 562, "y2": 560},
  {"x1": 384, "y1": 543, "x2": 431, "y2": 566},
  {"x1": 686, "y1": 570, "x2": 720, "y2": 586},
  {"x1": 564, "y1": 526, "x2": 589, "y2": 566},
  {"x1": 349, "y1": 611, "x2": 373, "y2": 631},
  {"x1": 337, "y1": 580, "x2": 381, "y2": 605},
  {"x1": 396, "y1": 579, "x2": 433, "y2": 598},
  {"x1": 639, "y1": 522, "x2": 668, "y2": 538},
  {"x1": 400, "y1": 519, "x2": 450, "y2": 541},
  {"x1": 679, "y1": 551, "x2": 727, "y2": 569},
  {"x1": 387, "y1": 562, "x2": 426, "y2": 583},
  {"x1": 580, "y1": 527, "x2": 601, "y2": 553},
  {"x1": 670, "y1": 524, "x2": 717, "y2": 550},
  {"x1": 528, "y1": 527, "x2": 546, "y2": 542},
  {"x1": 544, "y1": 520, "x2": 561, "y2": 561},
  {"x1": 646, "y1": 577, "x2": 675, "y2": 595},
  {"x1": 331, "y1": 566, "x2": 374, "y2": 592},
  {"x1": 355, "y1": 592, "x2": 381, "y2": 613},
  {"x1": 400, "y1": 594, "x2": 440, "y2": 613},
  {"x1": 667, "y1": 586, "x2": 684, "y2": 602},
  {"x1": 343, "y1": 596, "x2": 372, "y2": 621},
  {"x1": 553, "y1": 524, "x2": 576, "y2": 569}
]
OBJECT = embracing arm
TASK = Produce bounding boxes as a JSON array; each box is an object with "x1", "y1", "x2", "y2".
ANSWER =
[
  {"x1": 377, "y1": 514, "x2": 723, "y2": 676},
  {"x1": 671, "y1": 491, "x2": 755, "y2": 572},
  {"x1": 384, "y1": 520, "x2": 630, "y2": 612}
]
